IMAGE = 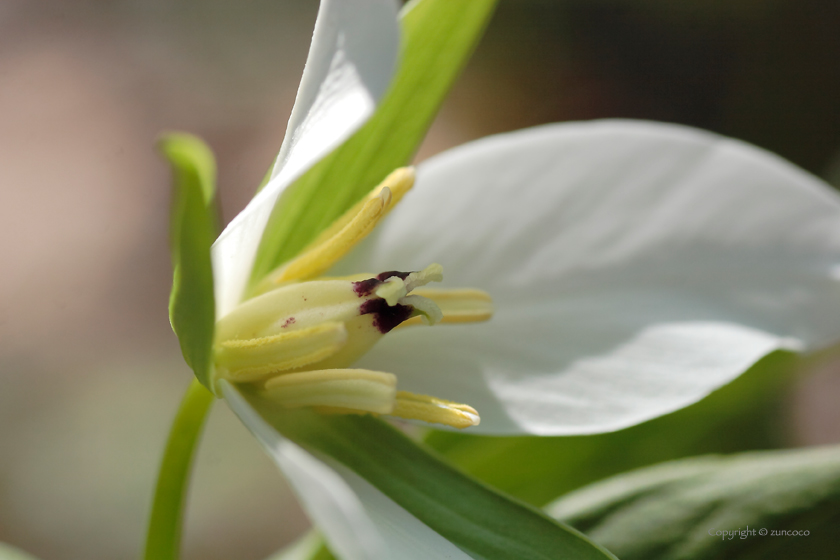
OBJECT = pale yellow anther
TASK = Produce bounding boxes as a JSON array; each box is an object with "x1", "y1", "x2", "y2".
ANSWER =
[
  {"x1": 308, "y1": 167, "x2": 415, "y2": 248},
  {"x1": 396, "y1": 288, "x2": 494, "y2": 328},
  {"x1": 390, "y1": 391, "x2": 480, "y2": 429},
  {"x1": 263, "y1": 369, "x2": 397, "y2": 414},
  {"x1": 252, "y1": 167, "x2": 416, "y2": 295},
  {"x1": 215, "y1": 322, "x2": 347, "y2": 382},
  {"x1": 266, "y1": 189, "x2": 389, "y2": 287}
]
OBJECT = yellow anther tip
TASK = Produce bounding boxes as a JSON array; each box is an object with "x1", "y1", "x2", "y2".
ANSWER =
[
  {"x1": 381, "y1": 167, "x2": 415, "y2": 194},
  {"x1": 378, "y1": 186, "x2": 392, "y2": 207},
  {"x1": 391, "y1": 391, "x2": 480, "y2": 429}
]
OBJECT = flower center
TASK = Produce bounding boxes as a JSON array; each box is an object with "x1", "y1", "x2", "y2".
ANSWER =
[{"x1": 212, "y1": 168, "x2": 493, "y2": 429}]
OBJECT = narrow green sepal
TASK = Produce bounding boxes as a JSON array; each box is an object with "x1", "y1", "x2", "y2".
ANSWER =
[
  {"x1": 239, "y1": 388, "x2": 617, "y2": 560},
  {"x1": 250, "y1": 0, "x2": 499, "y2": 287},
  {"x1": 162, "y1": 133, "x2": 219, "y2": 389}
]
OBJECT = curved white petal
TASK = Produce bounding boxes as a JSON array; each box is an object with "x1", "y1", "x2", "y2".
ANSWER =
[
  {"x1": 337, "y1": 120, "x2": 840, "y2": 435},
  {"x1": 213, "y1": 0, "x2": 400, "y2": 317},
  {"x1": 265, "y1": 531, "x2": 324, "y2": 560},
  {"x1": 221, "y1": 382, "x2": 384, "y2": 560},
  {"x1": 271, "y1": 0, "x2": 400, "y2": 184},
  {"x1": 221, "y1": 382, "x2": 471, "y2": 560}
]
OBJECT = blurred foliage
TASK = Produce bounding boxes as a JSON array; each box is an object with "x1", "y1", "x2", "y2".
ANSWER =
[
  {"x1": 0, "y1": 543, "x2": 41, "y2": 560},
  {"x1": 426, "y1": 351, "x2": 799, "y2": 507},
  {"x1": 468, "y1": 0, "x2": 840, "y2": 177},
  {"x1": 548, "y1": 445, "x2": 840, "y2": 560}
]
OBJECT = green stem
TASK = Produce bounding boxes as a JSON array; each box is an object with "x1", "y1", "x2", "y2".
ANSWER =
[{"x1": 144, "y1": 378, "x2": 215, "y2": 560}]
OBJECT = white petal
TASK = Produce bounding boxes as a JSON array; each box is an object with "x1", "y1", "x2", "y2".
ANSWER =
[
  {"x1": 212, "y1": 0, "x2": 400, "y2": 317},
  {"x1": 323, "y1": 461, "x2": 476, "y2": 560},
  {"x1": 221, "y1": 381, "x2": 384, "y2": 560},
  {"x1": 271, "y1": 0, "x2": 400, "y2": 185},
  {"x1": 338, "y1": 120, "x2": 840, "y2": 435},
  {"x1": 221, "y1": 382, "x2": 471, "y2": 560},
  {"x1": 265, "y1": 531, "x2": 324, "y2": 560}
]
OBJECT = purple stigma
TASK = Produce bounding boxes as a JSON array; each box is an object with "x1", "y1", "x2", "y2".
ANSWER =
[
  {"x1": 359, "y1": 299, "x2": 413, "y2": 333},
  {"x1": 353, "y1": 270, "x2": 414, "y2": 298}
]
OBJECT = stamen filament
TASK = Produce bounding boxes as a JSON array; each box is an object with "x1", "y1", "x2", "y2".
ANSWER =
[
  {"x1": 263, "y1": 369, "x2": 397, "y2": 414},
  {"x1": 390, "y1": 391, "x2": 480, "y2": 429}
]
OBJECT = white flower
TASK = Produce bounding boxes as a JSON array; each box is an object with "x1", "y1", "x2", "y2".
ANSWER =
[{"x1": 205, "y1": 0, "x2": 840, "y2": 558}]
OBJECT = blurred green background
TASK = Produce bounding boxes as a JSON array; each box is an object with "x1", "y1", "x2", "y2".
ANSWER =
[{"x1": 1, "y1": 1, "x2": 839, "y2": 559}]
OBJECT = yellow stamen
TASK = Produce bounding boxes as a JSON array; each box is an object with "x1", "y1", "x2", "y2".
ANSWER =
[
  {"x1": 211, "y1": 163, "x2": 489, "y2": 427},
  {"x1": 253, "y1": 167, "x2": 415, "y2": 293},
  {"x1": 390, "y1": 391, "x2": 480, "y2": 429},
  {"x1": 215, "y1": 322, "x2": 347, "y2": 382},
  {"x1": 396, "y1": 288, "x2": 494, "y2": 328},
  {"x1": 273, "y1": 189, "x2": 389, "y2": 284},
  {"x1": 307, "y1": 167, "x2": 414, "y2": 247},
  {"x1": 263, "y1": 369, "x2": 397, "y2": 414}
]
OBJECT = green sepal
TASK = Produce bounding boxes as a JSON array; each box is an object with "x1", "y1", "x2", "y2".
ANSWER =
[
  {"x1": 249, "y1": 0, "x2": 499, "y2": 287},
  {"x1": 239, "y1": 388, "x2": 617, "y2": 560},
  {"x1": 426, "y1": 350, "x2": 798, "y2": 507},
  {"x1": 0, "y1": 543, "x2": 41, "y2": 560},
  {"x1": 549, "y1": 445, "x2": 840, "y2": 560},
  {"x1": 162, "y1": 133, "x2": 219, "y2": 388}
]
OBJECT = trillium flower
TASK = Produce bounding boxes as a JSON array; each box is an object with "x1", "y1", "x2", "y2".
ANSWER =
[{"x1": 160, "y1": 1, "x2": 840, "y2": 559}]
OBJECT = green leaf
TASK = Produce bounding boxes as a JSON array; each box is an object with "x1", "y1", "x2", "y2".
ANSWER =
[
  {"x1": 240, "y1": 389, "x2": 616, "y2": 560},
  {"x1": 426, "y1": 350, "x2": 799, "y2": 507},
  {"x1": 0, "y1": 543, "x2": 41, "y2": 560},
  {"x1": 250, "y1": 0, "x2": 498, "y2": 286},
  {"x1": 162, "y1": 133, "x2": 219, "y2": 388},
  {"x1": 547, "y1": 445, "x2": 840, "y2": 560}
]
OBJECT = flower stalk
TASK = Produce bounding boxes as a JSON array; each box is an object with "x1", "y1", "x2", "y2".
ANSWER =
[{"x1": 144, "y1": 379, "x2": 214, "y2": 560}]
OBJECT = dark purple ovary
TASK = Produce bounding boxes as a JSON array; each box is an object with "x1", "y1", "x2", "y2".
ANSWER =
[{"x1": 360, "y1": 299, "x2": 413, "y2": 333}]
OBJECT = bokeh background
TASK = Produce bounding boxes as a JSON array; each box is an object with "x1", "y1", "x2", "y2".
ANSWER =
[{"x1": 2, "y1": 1, "x2": 840, "y2": 559}]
